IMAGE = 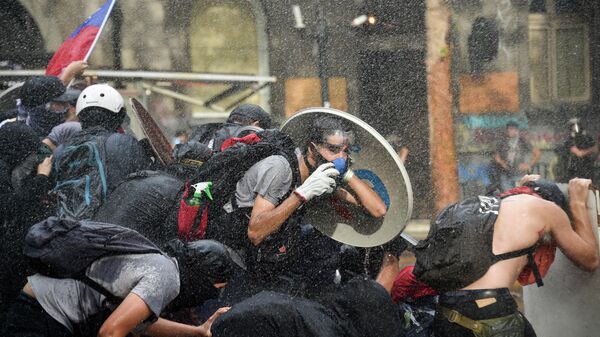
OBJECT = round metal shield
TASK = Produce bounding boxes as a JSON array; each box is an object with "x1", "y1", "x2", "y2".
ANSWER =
[{"x1": 281, "y1": 107, "x2": 413, "y2": 247}]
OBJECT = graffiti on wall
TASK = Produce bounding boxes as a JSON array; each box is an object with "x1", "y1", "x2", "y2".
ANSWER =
[{"x1": 456, "y1": 114, "x2": 564, "y2": 194}]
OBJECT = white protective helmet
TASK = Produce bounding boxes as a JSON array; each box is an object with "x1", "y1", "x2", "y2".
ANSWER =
[{"x1": 76, "y1": 84, "x2": 124, "y2": 115}]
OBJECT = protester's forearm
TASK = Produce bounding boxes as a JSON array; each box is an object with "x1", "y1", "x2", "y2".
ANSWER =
[
  {"x1": 375, "y1": 253, "x2": 399, "y2": 294},
  {"x1": 569, "y1": 200, "x2": 598, "y2": 246},
  {"x1": 569, "y1": 200, "x2": 599, "y2": 269},
  {"x1": 530, "y1": 148, "x2": 541, "y2": 166},
  {"x1": 247, "y1": 194, "x2": 303, "y2": 245},
  {"x1": 144, "y1": 318, "x2": 205, "y2": 337},
  {"x1": 345, "y1": 175, "x2": 387, "y2": 218},
  {"x1": 493, "y1": 154, "x2": 507, "y2": 167},
  {"x1": 581, "y1": 145, "x2": 598, "y2": 157}
]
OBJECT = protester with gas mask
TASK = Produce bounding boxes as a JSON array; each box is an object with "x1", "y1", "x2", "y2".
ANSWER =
[
  {"x1": 555, "y1": 118, "x2": 598, "y2": 182},
  {"x1": 213, "y1": 115, "x2": 387, "y2": 304}
]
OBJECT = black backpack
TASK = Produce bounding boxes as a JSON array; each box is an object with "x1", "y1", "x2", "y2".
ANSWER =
[
  {"x1": 413, "y1": 196, "x2": 541, "y2": 292},
  {"x1": 189, "y1": 122, "x2": 244, "y2": 153},
  {"x1": 23, "y1": 216, "x2": 164, "y2": 336},
  {"x1": 178, "y1": 129, "x2": 300, "y2": 274},
  {"x1": 52, "y1": 130, "x2": 112, "y2": 220},
  {"x1": 24, "y1": 217, "x2": 163, "y2": 281}
]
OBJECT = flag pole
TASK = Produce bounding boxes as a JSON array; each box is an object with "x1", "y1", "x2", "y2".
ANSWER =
[
  {"x1": 83, "y1": 0, "x2": 116, "y2": 63},
  {"x1": 68, "y1": 0, "x2": 116, "y2": 88}
]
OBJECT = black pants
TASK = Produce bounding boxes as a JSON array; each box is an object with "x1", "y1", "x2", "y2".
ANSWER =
[
  {"x1": 2, "y1": 292, "x2": 72, "y2": 337},
  {"x1": 434, "y1": 288, "x2": 536, "y2": 337}
]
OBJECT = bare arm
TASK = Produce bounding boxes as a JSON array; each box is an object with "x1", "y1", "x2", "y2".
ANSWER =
[
  {"x1": 42, "y1": 138, "x2": 57, "y2": 152},
  {"x1": 493, "y1": 153, "x2": 508, "y2": 170},
  {"x1": 247, "y1": 193, "x2": 303, "y2": 246},
  {"x1": 571, "y1": 144, "x2": 598, "y2": 158},
  {"x1": 335, "y1": 174, "x2": 387, "y2": 218},
  {"x1": 143, "y1": 307, "x2": 230, "y2": 337},
  {"x1": 98, "y1": 293, "x2": 152, "y2": 337},
  {"x1": 550, "y1": 178, "x2": 599, "y2": 271},
  {"x1": 58, "y1": 61, "x2": 88, "y2": 86},
  {"x1": 530, "y1": 146, "x2": 541, "y2": 167},
  {"x1": 375, "y1": 253, "x2": 400, "y2": 295}
]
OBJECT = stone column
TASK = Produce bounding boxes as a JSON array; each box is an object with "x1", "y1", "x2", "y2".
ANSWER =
[{"x1": 426, "y1": 0, "x2": 460, "y2": 213}]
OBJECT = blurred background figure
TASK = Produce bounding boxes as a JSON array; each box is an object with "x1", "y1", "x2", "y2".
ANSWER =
[
  {"x1": 387, "y1": 135, "x2": 409, "y2": 164},
  {"x1": 489, "y1": 120, "x2": 540, "y2": 191},
  {"x1": 173, "y1": 129, "x2": 190, "y2": 148},
  {"x1": 555, "y1": 118, "x2": 598, "y2": 182}
]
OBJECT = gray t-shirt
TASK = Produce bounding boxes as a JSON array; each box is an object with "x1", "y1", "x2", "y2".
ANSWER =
[
  {"x1": 235, "y1": 155, "x2": 293, "y2": 208},
  {"x1": 46, "y1": 121, "x2": 82, "y2": 146},
  {"x1": 29, "y1": 253, "x2": 179, "y2": 334}
]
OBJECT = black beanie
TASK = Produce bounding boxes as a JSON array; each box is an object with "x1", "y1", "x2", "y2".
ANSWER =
[
  {"x1": 227, "y1": 104, "x2": 272, "y2": 129},
  {"x1": 20, "y1": 76, "x2": 66, "y2": 107}
]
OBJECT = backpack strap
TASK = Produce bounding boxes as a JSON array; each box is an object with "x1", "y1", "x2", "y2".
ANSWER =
[
  {"x1": 493, "y1": 245, "x2": 544, "y2": 287},
  {"x1": 78, "y1": 275, "x2": 121, "y2": 304}
]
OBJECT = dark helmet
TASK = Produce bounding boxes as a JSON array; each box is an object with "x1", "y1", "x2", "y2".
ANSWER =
[
  {"x1": 227, "y1": 104, "x2": 272, "y2": 129},
  {"x1": 20, "y1": 76, "x2": 66, "y2": 107},
  {"x1": 568, "y1": 118, "x2": 583, "y2": 135}
]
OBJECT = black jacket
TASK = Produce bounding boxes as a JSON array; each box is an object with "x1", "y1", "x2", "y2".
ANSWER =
[{"x1": 0, "y1": 123, "x2": 54, "y2": 316}]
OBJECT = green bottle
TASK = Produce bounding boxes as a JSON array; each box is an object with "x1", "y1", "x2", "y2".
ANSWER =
[{"x1": 187, "y1": 181, "x2": 213, "y2": 206}]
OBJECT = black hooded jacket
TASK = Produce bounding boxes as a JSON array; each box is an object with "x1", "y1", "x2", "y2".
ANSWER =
[
  {"x1": 211, "y1": 278, "x2": 402, "y2": 337},
  {"x1": 0, "y1": 122, "x2": 54, "y2": 317},
  {"x1": 0, "y1": 122, "x2": 53, "y2": 224}
]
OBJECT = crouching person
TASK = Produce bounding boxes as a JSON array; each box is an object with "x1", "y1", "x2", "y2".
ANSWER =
[
  {"x1": 414, "y1": 176, "x2": 599, "y2": 337},
  {"x1": 2, "y1": 217, "x2": 231, "y2": 337}
]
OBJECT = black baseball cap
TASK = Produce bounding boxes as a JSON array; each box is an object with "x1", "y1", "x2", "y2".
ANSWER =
[
  {"x1": 20, "y1": 76, "x2": 66, "y2": 107},
  {"x1": 52, "y1": 88, "x2": 82, "y2": 106}
]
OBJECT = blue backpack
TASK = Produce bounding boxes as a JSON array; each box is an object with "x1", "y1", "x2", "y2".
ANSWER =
[{"x1": 52, "y1": 132, "x2": 111, "y2": 220}]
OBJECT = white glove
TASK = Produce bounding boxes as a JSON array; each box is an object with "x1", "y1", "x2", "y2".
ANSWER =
[{"x1": 294, "y1": 162, "x2": 340, "y2": 202}]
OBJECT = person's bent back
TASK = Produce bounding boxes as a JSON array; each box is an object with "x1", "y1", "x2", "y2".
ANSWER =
[
  {"x1": 423, "y1": 176, "x2": 599, "y2": 337},
  {"x1": 53, "y1": 84, "x2": 150, "y2": 219}
]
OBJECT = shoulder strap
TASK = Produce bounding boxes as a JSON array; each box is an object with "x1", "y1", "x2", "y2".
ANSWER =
[
  {"x1": 78, "y1": 275, "x2": 121, "y2": 304},
  {"x1": 493, "y1": 245, "x2": 536, "y2": 261},
  {"x1": 493, "y1": 245, "x2": 544, "y2": 287}
]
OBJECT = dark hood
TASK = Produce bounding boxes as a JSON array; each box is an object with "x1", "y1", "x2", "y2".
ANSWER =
[
  {"x1": 328, "y1": 278, "x2": 402, "y2": 337},
  {"x1": 0, "y1": 122, "x2": 40, "y2": 170}
]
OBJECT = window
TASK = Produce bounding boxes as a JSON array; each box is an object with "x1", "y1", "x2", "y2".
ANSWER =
[{"x1": 528, "y1": 2, "x2": 590, "y2": 104}]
